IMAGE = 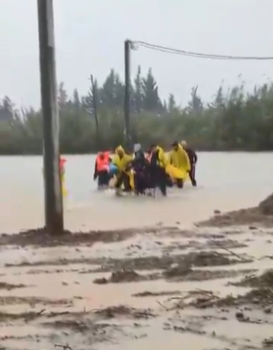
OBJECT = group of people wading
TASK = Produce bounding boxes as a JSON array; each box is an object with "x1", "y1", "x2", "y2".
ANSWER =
[{"x1": 93, "y1": 140, "x2": 197, "y2": 196}]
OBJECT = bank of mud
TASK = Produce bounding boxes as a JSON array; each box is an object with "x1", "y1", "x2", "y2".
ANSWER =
[
  {"x1": 199, "y1": 192, "x2": 273, "y2": 227},
  {"x1": 1, "y1": 212, "x2": 273, "y2": 350}
]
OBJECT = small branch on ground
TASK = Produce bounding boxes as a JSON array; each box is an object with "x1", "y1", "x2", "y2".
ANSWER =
[
  {"x1": 55, "y1": 344, "x2": 72, "y2": 350},
  {"x1": 208, "y1": 239, "x2": 251, "y2": 262}
]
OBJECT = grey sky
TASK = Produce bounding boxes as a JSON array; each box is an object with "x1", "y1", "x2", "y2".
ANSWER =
[{"x1": 0, "y1": 0, "x2": 272, "y2": 108}]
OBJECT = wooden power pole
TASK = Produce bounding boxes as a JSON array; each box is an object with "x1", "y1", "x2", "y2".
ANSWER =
[
  {"x1": 124, "y1": 40, "x2": 131, "y2": 150},
  {"x1": 37, "y1": 0, "x2": 63, "y2": 233}
]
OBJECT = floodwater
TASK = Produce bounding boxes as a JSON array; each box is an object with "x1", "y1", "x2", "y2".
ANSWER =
[
  {"x1": 0, "y1": 152, "x2": 272, "y2": 233},
  {"x1": 1, "y1": 152, "x2": 273, "y2": 349}
]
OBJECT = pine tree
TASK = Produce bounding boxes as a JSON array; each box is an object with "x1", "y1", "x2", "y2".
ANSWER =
[
  {"x1": 0, "y1": 96, "x2": 14, "y2": 121},
  {"x1": 133, "y1": 65, "x2": 143, "y2": 113},
  {"x1": 167, "y1": 94, "x2": 176, "y2": 113},
  {"x1": 187, "y1": 86, "x2": 203, "y2": 114},
  {"x1": 72, "y1": 89, "x2": 81, "y2": 109},
  {"x1": 58, "y1": 82, "x2": 68, "y2": 109},
  {"x1": 141, "y1": 68, "x2": 162, "y2": 112}
]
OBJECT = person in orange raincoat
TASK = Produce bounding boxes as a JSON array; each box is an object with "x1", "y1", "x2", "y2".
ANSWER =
[{"x1": 93, "y1": 151, "x2": 110, "y2": 189}]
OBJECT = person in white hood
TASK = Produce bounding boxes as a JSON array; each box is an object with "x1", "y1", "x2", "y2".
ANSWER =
[{"x1": 133, "y1": 143, "x2": 142, "y2": 153}]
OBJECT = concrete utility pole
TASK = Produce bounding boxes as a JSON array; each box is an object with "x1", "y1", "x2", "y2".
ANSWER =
[
  {"x1": 124, "y1": 39, "x2": 131, "y2": 150},
  {"x1": 37, "y1": 0, "x2": 63, "y2": 233}
]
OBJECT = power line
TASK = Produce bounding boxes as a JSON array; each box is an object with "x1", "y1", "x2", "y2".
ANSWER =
[{"x1": 131, "y1": 40, "x2": 273, "y2": 61}]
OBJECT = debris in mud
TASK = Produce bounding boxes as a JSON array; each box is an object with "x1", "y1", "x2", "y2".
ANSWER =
[
  {"x1": 132, "y1": 290, "x2": 182, "y2": 297},
  {"x1": 94, "y1": 266, "x2": 254, "y2": 284},
  {"x1": 199, "y1": 192, "x2": 273, "y2": 227},
  {"x1": 159, "y1": 286, "x2": 273, "y2": 310},
  {"x1": 163, "y1": 264, "x2": 192, "y2": 278},
  {"x1": 263, "y1": 337, "x2": 273, "y2": 348},
  {"x1": 5, "y1": 257, "x2": 97, "y2": 268},
  {"x1": 185, "y1": 251, "x2": 246, "y2": 266},
  {"x1": 0, "y1": 227, "x2": 135, "y2": 247},
  {"x1": 43, "y1": 317, "x2": 120, "y2": 343},
  {"x1": 55, "y1": 344, "x2": 73, "y2": 350},
  {"x1": 107, "y1": 269, "x2": 142, "y2": 283},
  {"x1": 88, "y1": 250, "x2": 254, "y2": 285},
  {"x1": 45, "y1": 318, "x2": 94, "y2": 332},
  {"x1": 231, "y1": 288, "x2": 273, "y2": 307},
  {"x1": 0, "y1": 226, "x2": 180, "y2": 247},
  {"x1": 232, "y1": 269, "x2": 273, "y2": 288},
  {"x1": 0, "y1": 296, "x2": 72, "y2": 306},
  {"x1": 234, "y1": 311, "x2": 264, "y2": 324},
  {"x1": 206, "y1": 239, "x2": 251, "y2": 262},
  {"x1": 199, "y1": 207, "x2": 260, "y2": 227},
  {"x1": 94, "y1": 305, "x2": 155, "y2": 319},
  {"x1": 7, "y1": 249, "x2": 249, "y2": 271},
  {"x1": 164, "y1": 266, "x2": 254, "y2": 282},
  {"x1": 0, "y1": 281, "x2": 27, "y2": 290},
  {"x1": 157, "y1": 289, "x2": 221, "y2": 310},
  {"x1": 41, "y1": 317, "x2": 128, "y2": 347},
  {"x1": 190, "y1": 287, "x2": 273, "y2": 309},
  {"x1": 182, "y1": 239, "x2": 247, "y2": 251},
  {"x1": 98, "y1": 250, "x2": 249, "y2": 273},
  {"x1": 0, "y1": 310, "x2": 88, "y2": 323},
  {"x1": 93, "y1": 269, "x2": 157, "y2": 284},
  {"x1": 2, "y1": 313, "x2": 125, "y2": 348},
  {"x1": 93, "y1": 269, "x2": 140, "y2": 284},
  {"x1": 0, "y1": 309, "x2": 46, "y2": 322}
]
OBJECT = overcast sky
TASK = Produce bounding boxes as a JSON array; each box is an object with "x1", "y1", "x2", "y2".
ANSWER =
[{"x1": 0, "y1": 0, "x2": 272, "y2": 108}]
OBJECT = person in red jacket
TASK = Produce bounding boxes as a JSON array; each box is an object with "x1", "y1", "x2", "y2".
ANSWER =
[
  {"x1": 93, "y1": 152, "x2": 110, "y2": 189},
  {"x1": 59, "y1": 157, "x2": 66, "y2": 177}
]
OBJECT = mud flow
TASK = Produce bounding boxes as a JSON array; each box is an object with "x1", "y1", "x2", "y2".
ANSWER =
[{"x1": 1, "y1": 212, "x2": 273, "y2": 350}]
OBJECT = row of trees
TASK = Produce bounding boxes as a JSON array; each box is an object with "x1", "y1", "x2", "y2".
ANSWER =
[{"x1": 1, "y1": 66, "x2": 273, "y2": 154}]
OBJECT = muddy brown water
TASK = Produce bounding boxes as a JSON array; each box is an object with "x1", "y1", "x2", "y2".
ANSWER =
[
  {"x1": 1, "y1": 153, "x2": 273, "y2": 233},
  {"x1": 1, "y1": 154, "x2": 273, "y2": 349}
]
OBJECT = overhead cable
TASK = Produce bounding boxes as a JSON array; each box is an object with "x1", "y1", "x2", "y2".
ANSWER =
[{"x1": 131, "y1": 40, "x2": 273, "y2": 61}]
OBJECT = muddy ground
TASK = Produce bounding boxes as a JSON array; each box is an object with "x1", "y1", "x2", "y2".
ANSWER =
[
  {"x1": 199, "y1": 192, "x2": 273, "y2": 227},
  {"x1": 1, "y1": 222, "x2": 273, "y2": 349}
]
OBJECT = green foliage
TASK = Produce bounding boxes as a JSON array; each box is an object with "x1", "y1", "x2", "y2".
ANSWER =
[{"x1": 1, "y1": 66, "x2": 273, "y2": 154}]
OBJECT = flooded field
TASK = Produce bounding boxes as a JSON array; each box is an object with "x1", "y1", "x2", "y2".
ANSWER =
[{"x1": 1, "y1": 153, "x2": 273, "y2": 349}]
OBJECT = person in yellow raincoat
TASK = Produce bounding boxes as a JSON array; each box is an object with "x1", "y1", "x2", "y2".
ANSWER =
[
  {"x1": 59, "y1": 157, "x2": 68, "y2": 197},
  {"x1": 149, "y1": 144, "x2": 168, "y2": 196},
  {"x1": 111, "y1": 145, "x2": 132, "y2": 195},
  {"x1": 181, "y1": 140, "x2": 197, "y2": 186},
  {"x1": 168, "y1": 141, "x2": 190, "y2": 188}
]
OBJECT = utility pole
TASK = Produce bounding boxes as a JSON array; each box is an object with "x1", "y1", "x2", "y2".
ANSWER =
[
  {"x1": 37, "y1": 0, "x2": 63, "y2": 233},
  {"x1": 124, "y1": 39, "x2": 131, "y2": 150}
]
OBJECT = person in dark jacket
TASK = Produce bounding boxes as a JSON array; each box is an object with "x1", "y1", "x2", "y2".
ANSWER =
[
  {"x1": 148, "y1": 144, "x2": 168, "y2": 196},
  {"x1": 181, "y1": 140, "x2": 197, "y2": 186},
  {"x1": 131, "y1": 143, "x2": 150, "y2": 195}
]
